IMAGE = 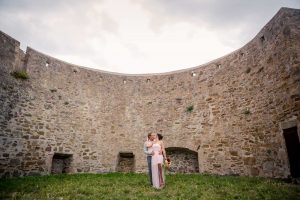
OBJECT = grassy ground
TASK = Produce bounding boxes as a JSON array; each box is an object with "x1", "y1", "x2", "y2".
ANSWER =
[{"x1": 0, "y1": 172, "x2": 300, "y2": 200}]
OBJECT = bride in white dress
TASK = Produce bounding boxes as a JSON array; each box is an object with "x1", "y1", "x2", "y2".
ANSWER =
[{"x1": 146, "y1": 133, "x2": 167, "y2": 189}]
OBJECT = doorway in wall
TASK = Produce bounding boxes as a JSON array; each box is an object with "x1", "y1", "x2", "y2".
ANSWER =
[{"x1": 283, "y1": 126, "x2": 300, "y2": 178}]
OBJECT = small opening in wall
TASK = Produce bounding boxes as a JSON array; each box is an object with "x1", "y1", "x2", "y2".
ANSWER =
[
  {"x1": 45, "y1": 61, "x2": 50, "y2": 67},
  {"x1": 123, "y1": 80, "x2": 127, "y2": 84},
  {"x1": 116, "y1": 152, "x2": 135, "y2": 172},
  {"x1": 260, "y1": 35, "x2": 265, "y2": 44},
  {"x1": 191, "y1": 72, "x2": 196, "y2": 77},
  {"x1": 217, "y1": 64, "x2": 221, "y2": 69},
  {"x1": 175, "y1": 97, "x2": 182, "y2": 104},
  {"x1": 146, "y1": 78, "x2": 150, "y2": 83},
  {"x1": 51, "y1": 153, "x2": 73, "y2": 174}
]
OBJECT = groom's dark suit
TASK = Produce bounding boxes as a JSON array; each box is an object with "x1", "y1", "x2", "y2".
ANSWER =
[{"x1": 144, "y1": 141, "x2": 153, "y2": 185}]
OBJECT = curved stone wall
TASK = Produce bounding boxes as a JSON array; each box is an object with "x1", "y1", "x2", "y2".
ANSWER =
[{"x1": 0, "y1": 8, "x2": 299, "y2": 178}]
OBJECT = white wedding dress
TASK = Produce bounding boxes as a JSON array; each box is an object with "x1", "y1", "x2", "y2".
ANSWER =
[{"x1": 151, "y1": 143, "x2": 165, "y2": 189}]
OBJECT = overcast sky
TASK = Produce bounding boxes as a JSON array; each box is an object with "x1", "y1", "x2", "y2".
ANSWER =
[{"x1": 0, "y1": 0, "x2": 299, "y2": 74}]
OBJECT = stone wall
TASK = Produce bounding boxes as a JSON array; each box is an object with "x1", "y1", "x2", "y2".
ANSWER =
[{"x1": 0, "y1": 8, "x2": 300, "y2": 178}]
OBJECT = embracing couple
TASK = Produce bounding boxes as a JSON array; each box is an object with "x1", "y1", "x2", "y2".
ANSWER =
[{"x1": 143, "y1": 132, "x2": 167, "y2": 189}]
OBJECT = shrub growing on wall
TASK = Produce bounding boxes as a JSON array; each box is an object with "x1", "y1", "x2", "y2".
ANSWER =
[
  {"x1": 11, "y1": 69, "x2": 29, "y2": 80},
  {"x1": 186, "y1": 105, "x2": 194, "y2": 113}
]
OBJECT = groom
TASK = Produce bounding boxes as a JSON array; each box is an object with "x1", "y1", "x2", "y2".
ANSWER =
[{"x1": 143, "y1": 132, "x2": 156, "y2": 185}]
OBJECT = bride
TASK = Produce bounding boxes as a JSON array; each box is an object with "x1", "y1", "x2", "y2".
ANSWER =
[{"x1": 146, "y1": 133, "x2": 167, "y2": 189}]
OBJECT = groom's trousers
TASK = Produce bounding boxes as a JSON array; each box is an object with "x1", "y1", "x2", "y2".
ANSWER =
[{"x1": 147, "y1": 155, "x2": 152, "y2": 185}]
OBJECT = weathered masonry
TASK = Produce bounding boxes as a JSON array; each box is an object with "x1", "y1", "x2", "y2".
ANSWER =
[{"x1": 0, "y1": 8, "x2": 299, "y2": 178}]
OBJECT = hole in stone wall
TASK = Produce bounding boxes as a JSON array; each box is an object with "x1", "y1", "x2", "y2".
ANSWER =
[
  {"x1": 175, "y1": 97, "x2": 182, "y2": 104},
  {"x1": 116, "y1": 152, "x2": 135, "y2": 172},
  {"x1": 245, "y1": 67, "x2": 251, "y2": 74},
  {"x1": 283, "y1": 127, "x2": 300, "y2": 178},
  {"x1": 166, "y1": 147, "x2": 199, "y2": 173},
  {"x1": 260, "y1": 35, "x2": 265, "y2": 45},
  {"x1": 51, "y1": 153, "x2": 73, "y2": 174},
  {"x1": 191, "y1": 72, "x2": 196, "y2": 77},
  {"x1": 146, "y1": 78, "x2": 150, "y2": 83},
  {"x1": 45, "y1": 61, "x2": 50, "y2": 67}
]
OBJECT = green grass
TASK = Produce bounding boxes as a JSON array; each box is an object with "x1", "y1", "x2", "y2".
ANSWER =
[{"x1": 0, "y1": 173, "x2": 299, "y2": 200}]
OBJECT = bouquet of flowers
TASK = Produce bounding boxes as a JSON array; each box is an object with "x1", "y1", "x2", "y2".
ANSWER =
[{"x1": 164, "y1": 158, "x2": 171, "y2": 170}]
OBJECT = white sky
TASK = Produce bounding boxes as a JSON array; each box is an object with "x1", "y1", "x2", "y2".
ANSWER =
[{"x1": 0, "y1": 0, "x2": 299, "y2": 74}]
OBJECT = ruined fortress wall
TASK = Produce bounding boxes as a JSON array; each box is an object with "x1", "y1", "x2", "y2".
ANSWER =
[{"x1": 0, "y1": 8, "x2": 299, "y2": 178}]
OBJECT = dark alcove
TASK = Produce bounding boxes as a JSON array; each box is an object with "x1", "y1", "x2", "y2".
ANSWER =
[
  {"x1": 283, "y1": 127, "x2": 300, "y2": 178},
  {"x1": 51, "y1": 153, "x2": 73, "y2": 174},
  {"x1": 116, "y1": 152, "x2": 135, "y2": 172},
  {"x1": 166, "y1": 147, "x2": 199, "y2": 173}
]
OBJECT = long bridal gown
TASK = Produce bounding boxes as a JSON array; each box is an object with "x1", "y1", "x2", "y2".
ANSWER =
[{"x1": 151, "y1": 143, "x2": 165, "y2": 189}]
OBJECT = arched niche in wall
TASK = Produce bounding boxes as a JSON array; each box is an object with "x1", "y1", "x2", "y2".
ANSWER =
[
  {"x1": 165, "y1": 147, "x2": 199, "y2": 173},
  {"x1": 51, "y1": 153, "x2": 73, "y2": 174}
]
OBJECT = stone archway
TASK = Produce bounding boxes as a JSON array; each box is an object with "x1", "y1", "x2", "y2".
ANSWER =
[{"x1": 166, "y1": 147, "x2": 199, "y2": 173}]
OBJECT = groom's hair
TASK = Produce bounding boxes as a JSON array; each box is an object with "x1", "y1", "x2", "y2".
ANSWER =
[{"x1": 148, "y1": 132, "x2": 152, "y2": 138}]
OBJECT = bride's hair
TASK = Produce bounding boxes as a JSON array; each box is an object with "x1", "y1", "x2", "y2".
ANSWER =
[{"x1": 157, "y1": 133, "x2": 163, "y2": 140}]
